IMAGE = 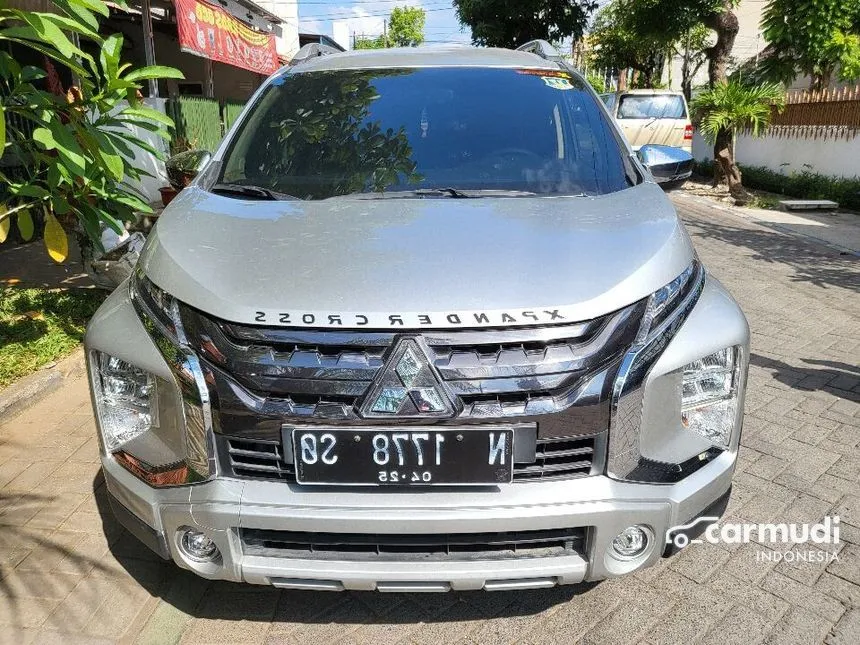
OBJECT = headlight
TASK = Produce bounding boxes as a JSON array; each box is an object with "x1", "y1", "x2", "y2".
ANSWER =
[
  {"x1": 88, "y1": 269, "x2": 215, "y2": 486},
  {"x1": 92, "y1": 353, "x2": 157, "y2": 452},
  {"x1": 608, "y1": 262, "x2": 749, "y2": 483},
  {"x1": 681, "y1": 347, "x2": 739, "y2": 449},
  {"x1": 130, "y1": 269, "x2": 177, "y2": 337}
]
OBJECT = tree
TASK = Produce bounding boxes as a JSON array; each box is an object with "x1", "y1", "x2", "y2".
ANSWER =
[
  {"x1": 453, "y1": 0, "x2": 598, "y2": 48},
  {"x1": 388, "y1": 6, "x2": 425, "y2": 47},
  {"x1": 0, "y1": 0, "x2": 182, "y2": 262},
  {"x1": 626, "y1": 0, "x2": 741, "y2": 87},
  {"x1": 354, "y1": 35, "x2": 385, "y2": 50},
  {"x1": 623, "y1": 0, "x2": 742, "y2": 189},
  {"x1": 675, "y1": 24, "x2": 710, "y2": 101},
  {"x1": 259, "y1": 70, "x2": 421, "y2": 199},
  {"x1": 760, "y1": 0, "x2": 860, "y2": 90},
  {"x1": 691, "y1": 81, "x2": 784, "y2": 199},
  {"x1": 353, "y1": 6, "x2": 425, "y2": 49},
  {"x1": 588, "y1": 0, "x2": 670, "y2": 89}
]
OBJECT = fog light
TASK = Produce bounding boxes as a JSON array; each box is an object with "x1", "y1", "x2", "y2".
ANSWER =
[
  {"x1": 179, "y1": 529, "x2": 219, "y2": 562},
  {"x1": 611, "y1": 526, "x2": 649, "y2": 560}
]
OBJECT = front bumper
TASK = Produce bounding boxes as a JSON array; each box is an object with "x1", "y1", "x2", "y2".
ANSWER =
[
  {"x1": 103, "y1": 447, "x2": 734, "y2": 591},
  {"x1": 87, "y1": 271, "x2": 747, "y2": 591}
]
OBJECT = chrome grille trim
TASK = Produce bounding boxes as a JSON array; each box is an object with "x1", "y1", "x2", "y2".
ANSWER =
[{"x1": 181, "y1": 300, "x2": 645, "y2": 422}]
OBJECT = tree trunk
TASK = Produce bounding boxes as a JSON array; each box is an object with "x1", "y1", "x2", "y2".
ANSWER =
[
  {"x1": 702, "y1": 1, "x2": 740, "y2": 86},
  {"x1": 713, "y1": 128, "x2": 748, "y2": 201},
  {"x1": 641, "y1": 68, "x2": 653, "y2": 88},
  {"x1": 681, "y1": 47, "x2": 692, "y2": 102},
  {"x1": 617, "y1": 68, "x2": 629, "y2": 91}
]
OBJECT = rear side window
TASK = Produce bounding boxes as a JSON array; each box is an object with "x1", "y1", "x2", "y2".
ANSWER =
[
  {"x1": 218, "y1": 67, "x2": 635, "y2": 200},
  {"x1": 617, "y1": 94, "x2": 687, "y2": 119}
]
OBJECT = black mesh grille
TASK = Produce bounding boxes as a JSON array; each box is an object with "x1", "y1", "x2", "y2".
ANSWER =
[
  {"x1": 240, "y1": 527, "x2": 588, "y2": 561},
  {"x1": 221, "y1": 434, "x2": 596, "y2": 483}
]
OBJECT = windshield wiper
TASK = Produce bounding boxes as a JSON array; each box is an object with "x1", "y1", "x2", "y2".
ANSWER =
[
  {"x1": 210, "y1": 183, "x2": 298, "y2": 201},
  {"x1": 412, "y1": 187, "x2": 472, "y2": 198},
  {"x1": 342, "y1": 188, "x2": 538, "y2": 200}
]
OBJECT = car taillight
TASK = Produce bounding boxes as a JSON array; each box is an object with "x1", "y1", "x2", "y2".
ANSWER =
[{"x1": 684, "y1": 124, "x2": 693, "y2": 141}]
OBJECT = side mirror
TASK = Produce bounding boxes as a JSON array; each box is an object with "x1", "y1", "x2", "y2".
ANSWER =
[
  {"x1": 166, "y1": 149, "x2": 212, "y2": 190},
  {"x1": 637, "y1": 145, "x2": 694, "y2": 188}
]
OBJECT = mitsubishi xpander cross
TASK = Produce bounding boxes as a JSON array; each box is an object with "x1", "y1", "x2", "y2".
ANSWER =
[{"x1": 86, "y1": 42, "x2": 748, "y2": 591}]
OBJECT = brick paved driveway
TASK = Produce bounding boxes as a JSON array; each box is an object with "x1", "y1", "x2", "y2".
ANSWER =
[{"x1": 0, "y1": 195, "x2": 858, "y2": 645}]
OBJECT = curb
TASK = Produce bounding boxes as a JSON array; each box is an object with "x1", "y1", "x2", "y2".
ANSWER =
[{"x1": 0, "y1": 347, "x2": 87, "y2": 424}]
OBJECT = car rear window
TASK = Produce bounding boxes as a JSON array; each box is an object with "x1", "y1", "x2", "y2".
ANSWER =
[
  {"x1": 217, "y1": 67, "x2": 635, "y2": 200},
  {"x1": 617, "y1": 94, "x2": 687, "y2": 119}
]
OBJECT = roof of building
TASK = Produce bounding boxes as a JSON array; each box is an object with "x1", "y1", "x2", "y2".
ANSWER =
[{"x1": 289, "y1": 45, "x2": 562, "y2": 74}]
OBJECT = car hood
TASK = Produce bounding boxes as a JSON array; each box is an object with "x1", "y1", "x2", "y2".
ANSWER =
[{"x1": 139, "y1": 183, "x2": 695, "y2": 329}]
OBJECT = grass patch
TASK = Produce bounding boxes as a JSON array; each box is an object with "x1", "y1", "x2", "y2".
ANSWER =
[
  {"x1": 0, "y1": 287, "x2": 106, "y2": 388},
  {"x1": 695, "y1": 160, "x2": 860, "y2": 211}
]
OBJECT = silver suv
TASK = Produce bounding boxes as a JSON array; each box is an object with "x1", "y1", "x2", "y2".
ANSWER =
[{"x1": 85, "y1": 42, "x2": 748, "y2": 591}]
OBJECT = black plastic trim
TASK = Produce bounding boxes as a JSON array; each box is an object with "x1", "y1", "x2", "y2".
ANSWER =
[
  {"x1": 108, "y1": 493, "x2": 170, "y2": 560},
  {"x1": 662, "y1": 485, "x2": 732, "y2": 557}
]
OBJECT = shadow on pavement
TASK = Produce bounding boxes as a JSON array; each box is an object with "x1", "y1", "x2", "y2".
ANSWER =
[
  {"x1": 93, "y1": 474, "x2": 595, "y2": 626},
  {"x1": 682, "y1": 213, "x2": 860, "y2": 293},
  {"x1": 0, "y1": 481, "x2": 123, "y2": 630},
  {"x1": 0, "y1": 239, "x2": 93, "y2": 289},
  {"x1": 751, "y1": 353, "x2": 860, "y2": 400}
]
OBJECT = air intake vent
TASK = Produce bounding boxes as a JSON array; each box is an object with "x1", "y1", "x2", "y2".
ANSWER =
[
  {"x1": 240, "y1": 527, "x2": 588, "y2": 561},
  {"x1": 513, "y1": 435, "x2": 595, "y2": 481},
  {"x1": 226, "y1": 438, "x2": 294, "y2": 480}
]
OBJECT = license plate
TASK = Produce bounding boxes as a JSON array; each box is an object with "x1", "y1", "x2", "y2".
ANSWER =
[{"x1": 290, "y1": 427, "x2": 514, "y2": 486}]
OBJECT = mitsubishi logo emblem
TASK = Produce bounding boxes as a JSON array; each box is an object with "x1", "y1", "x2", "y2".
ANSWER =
[{"x1": 358, "y1": 338, "x2": 457, "y2": 419}]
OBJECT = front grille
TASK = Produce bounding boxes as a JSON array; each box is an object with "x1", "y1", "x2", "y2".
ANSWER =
[
  {"x1": 221, "y1": 433, "x2": 597, "y2": 483},
  {"x1": 240, "y1": 527, "x2": 588, "y2": 561},
  {"x1": 180, "y1": 300, "x2": 645, "y2": 429}
]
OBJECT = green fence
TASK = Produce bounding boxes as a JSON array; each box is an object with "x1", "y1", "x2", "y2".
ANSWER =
[
  {"x1": 222, "y1": 101, "x2": 246, "y2": 133},
  {"x1": 167, "y1": 97, "x2": 246, "y2": 154}
]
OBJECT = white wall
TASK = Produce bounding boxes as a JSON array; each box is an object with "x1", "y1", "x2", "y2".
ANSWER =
[
  {"x1": 254, "y1": 0, "x2": 300, "y2": 58},
  {"x1": 692, "y1": 130, "x2": 860, "y2": 179}
]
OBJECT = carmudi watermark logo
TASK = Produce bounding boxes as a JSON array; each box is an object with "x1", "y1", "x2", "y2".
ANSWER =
[{"x1": 666, "y1": 516, "x2": 841, "y2": 562}]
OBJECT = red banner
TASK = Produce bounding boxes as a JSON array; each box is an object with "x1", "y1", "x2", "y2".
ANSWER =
[{"x1": 174, "y1": 0, "x2": 279, "y2": 76}]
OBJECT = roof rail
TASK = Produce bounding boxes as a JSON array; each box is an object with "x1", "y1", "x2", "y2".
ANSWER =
[
  {"x1": 516, "y1": 40, "x2": 563, "y2": 62},
  {"x1": 290, "y1": 43, "x2": 341, "y2": 66}
]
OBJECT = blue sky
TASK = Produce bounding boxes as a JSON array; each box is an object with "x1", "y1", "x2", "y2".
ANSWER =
[{"x1": 298, "y1": 1, "x2": 472, "y2": 47}]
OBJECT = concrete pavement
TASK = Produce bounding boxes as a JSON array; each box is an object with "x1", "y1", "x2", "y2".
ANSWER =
[{"x1": 0, "y1": 195, "x2": 858, "y2": 644}]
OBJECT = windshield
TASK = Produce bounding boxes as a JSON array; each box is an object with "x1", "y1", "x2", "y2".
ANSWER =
[
  {"x1": 216, "y1": 67, "x2": 634, "y2": 200},
  {"x1": 617, "y1": 94, "x2": 687, "y2": 120}
]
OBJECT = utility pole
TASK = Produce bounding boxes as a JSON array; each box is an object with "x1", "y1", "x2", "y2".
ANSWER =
[
  {"x1": 141, "y1": 0, "x2": 158, "y2": 97},
  {"x1": 383, "y1": 20, "x2": 388, "y2": 47}
]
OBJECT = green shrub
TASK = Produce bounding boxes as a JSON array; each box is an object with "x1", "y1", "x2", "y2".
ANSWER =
[
  {"x1": 586, "y1": 73, "x2": 607, "y2": 94},
  {"x1": 694, "y1": 160, "x2": 860, "y2": 211}
]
